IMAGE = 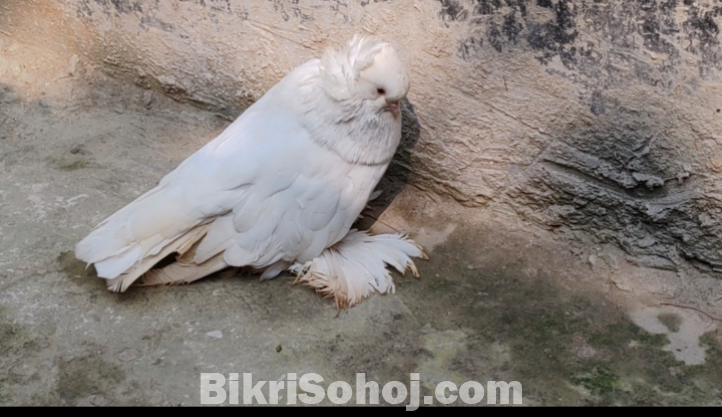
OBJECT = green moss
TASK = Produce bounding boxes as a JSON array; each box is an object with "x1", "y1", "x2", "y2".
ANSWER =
[
  {"x1": 587, "y1": 319, "x2": 667, "y2": 351},
  {"x1": 57, "y1": 250, "x2": 95, "y2": 280},
  {"x1": 0, "y1": 323, "x2": 18, "y2": 351},
  {"x1": 571, "y1": 365, "x2": 620, "y2": 396},
  {"x1": 56, "y1": 346, "x2": 126, "y2": 404},
  {"x1": 0, "y1": 308, "x2": 24, "y2": 405},
  {"x1": 50, "y1": 156, "x2": 92, "y2": 171},
  {"x1": 58, "y1": 159, "x2": 88, "y2": 171}
]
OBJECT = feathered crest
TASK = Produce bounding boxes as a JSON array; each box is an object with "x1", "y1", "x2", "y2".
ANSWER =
[{"x1": 320, "y1": 34, "x2": 387, "y2": 99}]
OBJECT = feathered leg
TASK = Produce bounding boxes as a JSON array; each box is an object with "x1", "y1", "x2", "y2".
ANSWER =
[{"x1": 290, "y1": 229, "x2": 427, "y2": 310}]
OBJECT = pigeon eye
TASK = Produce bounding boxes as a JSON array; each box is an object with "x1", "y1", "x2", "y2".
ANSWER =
[{"x1": 376, "y1": 88, "x2": 386, "y2": 95}]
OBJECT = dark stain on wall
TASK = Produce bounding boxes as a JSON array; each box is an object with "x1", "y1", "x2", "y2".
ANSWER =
[
  {"x1": 105, "y1": 0, "x2": 144, "y2": 14},
  {"x1": 683, "y1": 2, "x2": 722, "y2": 75},
  {"x1": 449, "y1": 1, "x2": 722, "y2": 89},
  {"x1": 527, "y1": 0, "x2": 578, "y2": 67},
  {"x1": 438, "y1": 0, "x2": 469, "y2": 23}
]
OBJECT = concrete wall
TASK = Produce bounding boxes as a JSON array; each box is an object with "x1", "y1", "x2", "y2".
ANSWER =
[{"x1": 4, "y1": 0, "x2": 722, "y2": 273}]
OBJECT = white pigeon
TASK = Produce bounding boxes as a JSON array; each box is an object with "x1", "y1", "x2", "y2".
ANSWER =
[{"x1": 75, "y1": 35, "x2": 426, "y2": 310}]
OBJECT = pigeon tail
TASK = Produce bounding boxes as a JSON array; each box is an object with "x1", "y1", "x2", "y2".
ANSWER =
[{"x1": 104, "y1": 223, "x2": 216, "y2": 292}]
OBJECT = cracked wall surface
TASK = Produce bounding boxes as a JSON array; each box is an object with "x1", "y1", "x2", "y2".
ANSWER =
[{"x1": 3, "y1": 0, "x2": 722, "y2": 274}]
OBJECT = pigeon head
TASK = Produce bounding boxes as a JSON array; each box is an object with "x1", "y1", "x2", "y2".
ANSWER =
[
  {"x1": 280, "y1": 35, "x2": 410, "y2": 165},
  {"x1": 320, "y1": 35, "x2": 410, "y2": 120}
]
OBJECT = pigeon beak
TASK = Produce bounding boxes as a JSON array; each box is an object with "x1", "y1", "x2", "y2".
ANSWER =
[{"x1": 386, "y1": 101, "x2": 400, "y2": 119}]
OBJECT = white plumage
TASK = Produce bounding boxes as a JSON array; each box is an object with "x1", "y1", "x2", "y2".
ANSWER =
[{"x1": 75, "y1": 35, "x2": 426, "y2": 309}]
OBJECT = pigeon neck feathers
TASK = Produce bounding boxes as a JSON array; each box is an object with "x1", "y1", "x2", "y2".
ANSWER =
[{"x1": 283, "y1": 35, "x2": 409, "y2": 166}]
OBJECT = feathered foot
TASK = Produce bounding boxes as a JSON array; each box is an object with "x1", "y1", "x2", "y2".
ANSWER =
[{"x1": 290, "y1": 229, "x2": 427, "y2": 311}]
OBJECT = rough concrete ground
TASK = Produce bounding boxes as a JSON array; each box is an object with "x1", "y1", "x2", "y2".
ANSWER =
[{"x1": 1, "y1": 33, "x2": 722, "y2": 406}]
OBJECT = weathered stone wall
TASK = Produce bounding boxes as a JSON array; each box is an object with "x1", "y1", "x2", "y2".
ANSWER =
[{"x1": 3, "y1": 0, "x2": 722, "y2": 273}]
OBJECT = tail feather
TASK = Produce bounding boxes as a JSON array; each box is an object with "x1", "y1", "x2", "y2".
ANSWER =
[
  {"x1": 94, "y1": 246, "x2": 142, "y2": 280},
  {"x1": 75, "y1": 187, "x2": 165, "y2": 264},
  {"x1": 105, "y1": 224, "x2": 211, "y2": 292},
  {"x1": 135, "y1": 252, "x2": 229, "y2": 288},
  {"x1": 291, "y1": 229, "x2": 425, "y2": 310},
  {"x1": 75, "y1": 184, "x2": 200, "y2": 279}
]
